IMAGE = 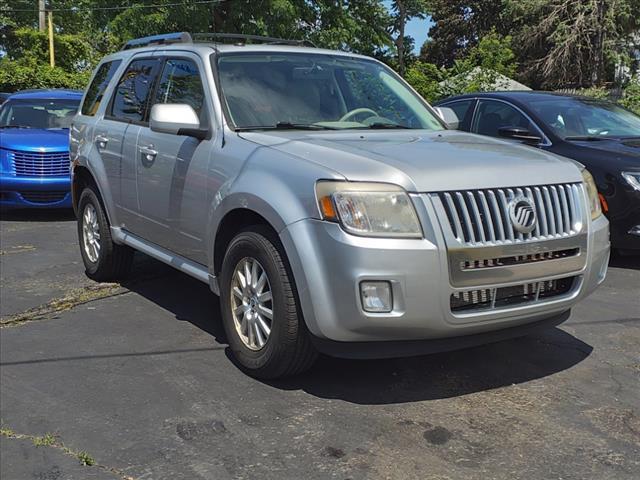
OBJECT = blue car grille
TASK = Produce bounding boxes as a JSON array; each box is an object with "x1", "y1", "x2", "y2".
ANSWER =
[
  {"x1": 19, "y1": 191, "x2": 68, "y2": 204},
  {"x1": 9, "y1": 150, "x2": 70, "y2": 177}
]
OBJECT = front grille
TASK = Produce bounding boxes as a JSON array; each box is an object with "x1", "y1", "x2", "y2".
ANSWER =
[
  {"x1": 460, "y1": 248, "x2": 580, "y2": 270},
  {"x1": 9, "y1": 150, "x2": 70, "y2": 177},
  {"x1": 438, "y1": 183, "x2": 583, "y2": 245},
  {"x1": 451, "y1": 276, "x2": 576, "y2": 312},
  {"x1": 19, "y1": 191, "x2": 68, "y2": 204}
]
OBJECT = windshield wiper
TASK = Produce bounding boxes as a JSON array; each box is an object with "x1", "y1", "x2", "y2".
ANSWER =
[
  {"x1": 235, "y1": 122, "x2": 336, "y2": 132},
  {"x1": 344, "y1": 122, "x2": 412, "y2": 130},
  {"x1": 366, "y1": 122, "x2": 411, "y2": 129},
  {"x1": 564, "y1": 135, "x2": 606, "y2": 141},
  {"x1": 0, "y1": 125, "x2": 34, "y2": 129}
]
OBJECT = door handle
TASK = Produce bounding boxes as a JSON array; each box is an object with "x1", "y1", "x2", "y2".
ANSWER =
[
  {"x1": 139, "y1": 145, "x2": 158, "y2": 162},
  {"x1": 95, "y1": 135, "x2": 108, "y2": 149}
]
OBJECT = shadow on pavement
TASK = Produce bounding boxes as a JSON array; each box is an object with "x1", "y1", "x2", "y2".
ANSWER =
[
  {"x1": 0, "y1": 208, "x2": 75, "y2": 222},
  {"x1": 122, "y1": 260, "x2": 592, "y2": 405},
  {"x1": 269, "y1": 328, "x2": 591, "y2": 404},
  {"x1": 121, "y1": 265, "x2": 227, "y2": 343}
]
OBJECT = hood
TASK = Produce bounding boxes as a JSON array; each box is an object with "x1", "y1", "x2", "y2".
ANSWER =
[
  {"x1": 566, "y1": 137, "x2": 640, "y2": 164},
  {"x1": 0, "y1": 128, "x2": 70, "y2": 153},
  {"x1": 239, "y1": 129, "x2": 583, "y2": 192}
]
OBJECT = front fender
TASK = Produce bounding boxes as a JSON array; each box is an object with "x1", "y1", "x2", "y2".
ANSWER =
[{"x1": 206, "y1": 142, "x2": 345, "y2": 268}]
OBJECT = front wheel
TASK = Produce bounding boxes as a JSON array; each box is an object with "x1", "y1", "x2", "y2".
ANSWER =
[
  {"x1": 77, "y1": 186, "x2": 133, "y2": 282},
  {"x1": 220, "y1": 226, "x2": 317, "y2": 378}
]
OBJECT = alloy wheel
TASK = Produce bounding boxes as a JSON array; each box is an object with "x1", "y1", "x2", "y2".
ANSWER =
[{"x1": 230, "y1": 257, "x2": 273, "y2": 350}]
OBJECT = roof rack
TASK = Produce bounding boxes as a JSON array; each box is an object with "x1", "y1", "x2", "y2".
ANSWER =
[
  {"x1": 120, "y1": 32, "x2": 316, "y2": 51},
  {"x1": 122, "y1": 32, "x2": 192, "y2": 50},
  {"x1": 192, "y1": 33, "x2": 316, "y2": 47}
]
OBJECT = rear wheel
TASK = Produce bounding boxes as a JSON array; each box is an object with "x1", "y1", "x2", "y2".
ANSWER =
[
  {"x1": 77, "y1": 186, "x2": 133, "y2": 281},
  {"x1": 220, "y1": 226, "x2": 317, "y2": 378}
]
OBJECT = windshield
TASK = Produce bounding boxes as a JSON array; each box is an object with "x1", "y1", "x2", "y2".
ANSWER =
[
  {"x1": 0, "y1": 98, "x2": 80, "y2": 129},
  {"x1": 216, "y1": 53, "x2": 444, "y2": 131},
  {"x1": 528, "y1": 97, "x2": 640, "y2": 139}
]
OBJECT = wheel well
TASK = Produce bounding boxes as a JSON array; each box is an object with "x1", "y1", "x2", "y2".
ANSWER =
[
  {"x1": 72, "y1": 166, "x2": 98, "y2": 212},
  {"x1": 213, "y1": 209, "x2": 276, "y2": 275}
]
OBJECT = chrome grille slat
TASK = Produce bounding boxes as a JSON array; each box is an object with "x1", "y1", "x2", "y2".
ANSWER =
[
  {"x1": 497, "y1": 190, "x2": 514, "y2": 242},
  {"x1": 477, "y1": 191, "x2": 496, "y2": 242},
  {"x1": 455, "y1": 191, "x2": 476, "y2": 243},
  {"x1": 542, "y1": 187, "x2": 557, "y2": 236},
  {"x1": 443, "y1": 193, "x2": 463, "y2": 241},
  {"x1": 550, "y1": 186, "x2": 563, "y2": 234},
  {"x1": 524, "y1": 187, "x2": 539, "y2": 237},
  {"x1": 467, "y1": 191, "x2": 486, "y2": 243},
  {"x1": 487, "y1": 191, "x2": 505, "y2": 241},
  {"x1": 558, "y1": 185, "x2": 571, "y2": 234},
  {"x1": 438, "y1": 183, "x2": 582, "y2": 246}
]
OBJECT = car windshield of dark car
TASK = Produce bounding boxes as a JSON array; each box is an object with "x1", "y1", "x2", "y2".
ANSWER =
[
  {"x1": 0, "y1": 98, "x2": 80, "y2": 129},
  {"x1": 528, "y1": 98, "x2": 640, "y2": 140},
  {"x1": 216, "y1": 53, "x2": 444, "y2": 131}
]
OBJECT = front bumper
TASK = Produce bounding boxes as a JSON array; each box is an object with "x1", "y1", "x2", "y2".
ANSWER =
[
  {"x1": 280, "y1": 197, "x2": 609, "y2": 345},
  {"x1": 0, "y1": 175, "x2": 72, "y2": 208}
]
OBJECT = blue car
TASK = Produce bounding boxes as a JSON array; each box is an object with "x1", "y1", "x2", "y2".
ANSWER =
[{"x1": 0, "y1": 89, "x2": 82, "y2": 208}]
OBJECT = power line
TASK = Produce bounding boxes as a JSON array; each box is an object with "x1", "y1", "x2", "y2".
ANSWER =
[{"x1": 1, "y1": 0, "x2": 224, "y2": 14}]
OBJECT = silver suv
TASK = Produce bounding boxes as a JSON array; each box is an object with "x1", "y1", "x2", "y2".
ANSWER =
[{"x1": 71, "y1": 33, "x2": 610, "y2": 378}]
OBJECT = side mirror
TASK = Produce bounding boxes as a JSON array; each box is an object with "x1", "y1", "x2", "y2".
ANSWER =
[
  {"x1": 149, "y1": 103, "x2": 208, "y2": 140},
  {"x1": 498, "y1": 126, "x2": 542, "y2": 145},
  {"x1": 433, "y1": 106, "x2": 459, "y2": 129}
]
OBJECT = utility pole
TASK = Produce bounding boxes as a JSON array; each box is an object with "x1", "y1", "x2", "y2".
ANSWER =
[
  {"x1": 48, "y1": 9, "x2": 55, "y2": 67},
  {"x1": 38, "y1": 0, "x2": 46, "y2": 32}
]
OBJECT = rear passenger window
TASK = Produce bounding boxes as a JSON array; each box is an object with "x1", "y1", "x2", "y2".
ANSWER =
[
  {"x1": 153, "y1": 59, "x2": 205, "y2": 117},
  {"x1": 81, "y1": 60, "x2": 122, "y2": 116},
  {"x1": 442, "y1": 100, "x2": 475, "y2": 131},
  {"x1": 109, "y1": 58, "x2": 161, "y2": 123}
]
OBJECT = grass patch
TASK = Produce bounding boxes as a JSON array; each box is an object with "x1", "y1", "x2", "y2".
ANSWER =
[
  {"x1": 0, "y1": 284, "x2": 126, "y2": 327},
  {"x1": 76, "y1": 450, "x2": 96, "y2": 466},
  {"x1": 0, "y1": 426, "x2": 16, "y2": 437},
  {"x1": 32, "y1": 433, "x2": 56, "y2": 447}
]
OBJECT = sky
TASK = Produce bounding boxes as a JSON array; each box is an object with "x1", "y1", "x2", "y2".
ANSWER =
[{"x1": 384, "y1": 1, "x2": 434, "y2": 53}]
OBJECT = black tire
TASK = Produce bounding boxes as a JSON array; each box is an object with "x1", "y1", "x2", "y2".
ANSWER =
[
  {"x1": 77, "y1": 186, "x2": 133, "y2": 282},
  {"x1": 220, "y1": 225, "x2": 317, "y2": 379}
]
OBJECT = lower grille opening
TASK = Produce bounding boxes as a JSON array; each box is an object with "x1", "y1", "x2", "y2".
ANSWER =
[
  {"x1": 19, "y1": 191, "x2": 68, "y2": 204},
  {"x1": 451, "y1": 276, "x2": 576, "y2": 313},
  {"x1": 460, "y1": 248, "x2": 579, "y2": 270}
]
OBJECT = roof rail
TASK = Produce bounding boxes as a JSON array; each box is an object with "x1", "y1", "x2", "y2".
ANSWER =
[
  {"x1": 122, "y1": 32, "x2": 192, "y2": 50},
  {"x1": 192, "y1": 33, "x2": 316, "y2": 48}
]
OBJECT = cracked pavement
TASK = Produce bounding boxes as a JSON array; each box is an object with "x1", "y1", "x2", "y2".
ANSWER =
[{"x1": 1, "y1": 209, "x2": 639, "y2": 480}]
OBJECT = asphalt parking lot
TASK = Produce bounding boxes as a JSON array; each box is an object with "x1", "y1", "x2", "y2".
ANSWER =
[{"x1": 1, "y1": 210, "x2": 639, "y2": 480}]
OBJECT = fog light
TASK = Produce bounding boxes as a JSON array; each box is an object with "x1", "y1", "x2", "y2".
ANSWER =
[
  {"x1": 360, "y1": 281, "x2": 392, "y2": 312},
  {"x1": 629, "y1": 225, "x2": 640, "y2": 237}
]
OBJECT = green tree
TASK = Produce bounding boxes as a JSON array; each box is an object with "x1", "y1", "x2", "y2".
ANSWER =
[
  {"x1": 389, "y1": 0, "x2": 429, "y2": 76},
  {"x1": 508, "y1": 0, "x2": 637, "y2": 87},
  {"x1": 404, "y1": 60, "x2": 445, "y2": 101},
  {"x1": 420, "y1": 0, "x2": 507, "y2": 67}
]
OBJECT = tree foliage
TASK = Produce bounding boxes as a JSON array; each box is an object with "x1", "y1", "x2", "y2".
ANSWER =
[
  {"x1": 422, "y1": 0, "x2": 640, "y2": 89},
  {"x1": 0, "y1": 0, "x2": 394, "y2": 92},
  {"x1": 407, "y1": 31, "x2": 517, "y2": 101}
]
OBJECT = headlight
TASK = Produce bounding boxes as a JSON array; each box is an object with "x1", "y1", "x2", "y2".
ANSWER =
[
  {"x1": 622, "y1": 171, "x2": 640, "y2": 192},
  {"x1": 316, "y1": 181, "x2": 422, "y2": 238},
  {"x1": 581, "y1": 169, "x2": 602, "y2": 220}
]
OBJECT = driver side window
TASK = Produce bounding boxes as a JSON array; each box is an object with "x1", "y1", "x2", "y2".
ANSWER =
[{"x1": 472, "y1": 100, "x2": 533, "y2": 137}]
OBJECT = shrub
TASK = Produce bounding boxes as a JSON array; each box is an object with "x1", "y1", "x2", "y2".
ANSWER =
[
  {"x1": 620, "y1": 79, "x2": 640, "y2": 115},
  {"x1": 0, "y1": 58, "x2": 91, "y2": 93}
]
